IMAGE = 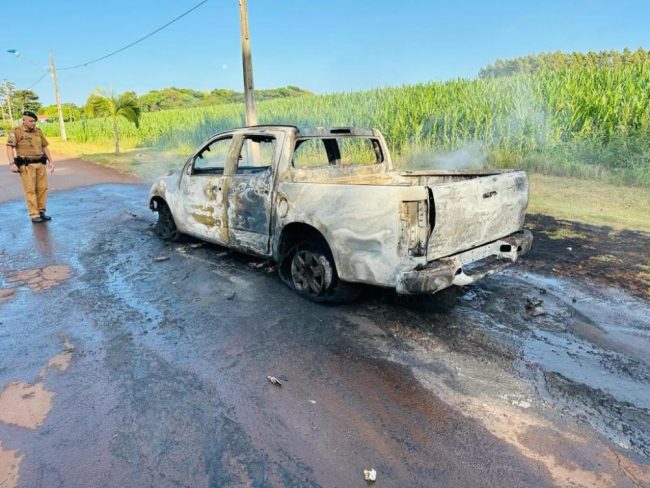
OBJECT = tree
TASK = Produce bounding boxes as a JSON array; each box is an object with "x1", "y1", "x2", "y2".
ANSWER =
[
  {"x1": 12, "y1": 89, "x2": 41, "y2": 114},
  {"x1": 42, "y1": 103, "x2": 82, "y2": 122},
  {"x1": 85, "y1": 90, "x2": 141, "y2": 154},
  {"x1": 478, "y1": 48, "x2": 650, "y2": 78}
]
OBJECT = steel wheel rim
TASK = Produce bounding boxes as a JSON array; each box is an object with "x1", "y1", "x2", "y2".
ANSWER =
[{"x1": 291, "y1": 250, "x2": 326, "y2": 295}]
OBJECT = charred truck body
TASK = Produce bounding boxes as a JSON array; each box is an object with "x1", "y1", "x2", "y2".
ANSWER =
[{"x1": 150, "y1": 126, "x2": 532, "y2": 302}]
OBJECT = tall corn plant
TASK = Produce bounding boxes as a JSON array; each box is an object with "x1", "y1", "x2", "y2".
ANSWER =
[{"x1": 85, "y1": 89, "x2": 141, "y2": 153}]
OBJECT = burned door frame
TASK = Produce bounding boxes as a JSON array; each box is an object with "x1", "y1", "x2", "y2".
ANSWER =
[
  {"x1": 225, "y1": 130, "x2": 282, "y2": 256},
  {"x1": 178, "y1": 134, "x2": 237, "y2": 244}
]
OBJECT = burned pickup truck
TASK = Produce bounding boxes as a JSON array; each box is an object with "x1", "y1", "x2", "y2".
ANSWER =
[{"x1": 149, "y1": 126, "x2": 532, "y2": 303}]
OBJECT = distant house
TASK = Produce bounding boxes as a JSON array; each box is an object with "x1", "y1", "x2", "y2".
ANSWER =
[{"x1": 37, "y1": 115, "x2": 50, "y2": 123}]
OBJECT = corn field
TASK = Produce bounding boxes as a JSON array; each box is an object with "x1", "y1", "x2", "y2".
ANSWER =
[{"x1": 42, "y1": 66, "x2": 650, "y2": 185}]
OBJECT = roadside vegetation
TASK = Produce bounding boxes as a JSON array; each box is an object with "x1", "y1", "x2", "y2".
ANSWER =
[
  {"x1": 37, "y1": 49, "x2": 650, "y2": 187},
  {"x1": 4, "y1": 49, "x2": 649, "y2": 231}
]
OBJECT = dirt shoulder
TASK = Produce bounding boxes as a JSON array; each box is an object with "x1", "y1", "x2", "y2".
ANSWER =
[
  {"x1": 0, "y1": 147, "x2": 141, "y2": 204},
  {"x1": 524, "y1": 214, "x2": 650, "y2": 299}
]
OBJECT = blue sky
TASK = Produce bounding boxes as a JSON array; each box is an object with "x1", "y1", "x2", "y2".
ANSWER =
[{"x1": 1, "y1": 0, "x2": 648, "y2": 106}]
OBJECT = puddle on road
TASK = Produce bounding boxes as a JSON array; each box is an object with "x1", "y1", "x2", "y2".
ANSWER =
[
  {"x1": 0, "y1": 442, "x2": 22, "y2": 488},
  {"x1": 5, "y1": 264, "x2": 73, "y2": 293},
  {"x1": 357, "y1": 268, "x2": 650, "y2": 487}
]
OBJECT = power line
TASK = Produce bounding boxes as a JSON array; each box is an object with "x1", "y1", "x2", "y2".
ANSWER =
[
  {"x1": 59, "y1": 0, "x2": 209, "y2": 71},
  {"x1": 28, "y1": 70, "x2": 50, "y2": 90}
]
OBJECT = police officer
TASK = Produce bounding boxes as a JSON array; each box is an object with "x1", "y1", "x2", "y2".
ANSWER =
[{"x1": 5, "y1": 111, "x2": 55, "y2": 223}]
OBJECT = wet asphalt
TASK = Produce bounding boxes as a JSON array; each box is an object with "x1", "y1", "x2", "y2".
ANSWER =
[{"x1": 1, "y1": 183, "x2": 649, "y2": 487}]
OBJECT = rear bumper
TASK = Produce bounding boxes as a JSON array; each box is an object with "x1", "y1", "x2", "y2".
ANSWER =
[{"x1": 396, "y1": 230, "x2": 533, "y2": 295}]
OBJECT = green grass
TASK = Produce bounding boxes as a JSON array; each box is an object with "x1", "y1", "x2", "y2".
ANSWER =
[{"x1": 528, "y1": 174, "x2": 650, "y2": 232}]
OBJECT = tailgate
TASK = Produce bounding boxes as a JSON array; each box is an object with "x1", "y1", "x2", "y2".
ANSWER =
[{"x1": 427, "y1": 171, "x2": 529, "y2": 260}]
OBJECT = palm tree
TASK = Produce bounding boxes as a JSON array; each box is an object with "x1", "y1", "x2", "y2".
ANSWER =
[{"x1": 86, "y1": 89, "x2": 141, "y2": 154}]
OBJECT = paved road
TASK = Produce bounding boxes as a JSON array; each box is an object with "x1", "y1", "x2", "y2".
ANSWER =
[
  {"x1": 0, "y1": 173, "x2": 648, "y2": 486},
  {"x1": 0, "y1": 147, "x2": 139, "y2": 205}
]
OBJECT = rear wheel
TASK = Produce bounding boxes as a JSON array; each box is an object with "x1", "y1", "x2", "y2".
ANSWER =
[
  {"x1": 154, "y1": 201, "x2": 181, "y2": 241},
  {"x1": 284, "y1": 240, "x2": 360, "y2": 304}
]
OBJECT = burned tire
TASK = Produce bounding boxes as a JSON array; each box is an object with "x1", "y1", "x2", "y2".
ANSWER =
[
  {"x1": 154, "y1": 201, "x2": 181, "y2": 241},
  {"x1": 284, "y1": 239, "x2": 360, "y2": 304}
]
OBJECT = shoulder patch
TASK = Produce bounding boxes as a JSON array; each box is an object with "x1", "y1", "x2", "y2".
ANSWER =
[{"x1": 6, "y1": 129, "x2": 17, "y2": 146}]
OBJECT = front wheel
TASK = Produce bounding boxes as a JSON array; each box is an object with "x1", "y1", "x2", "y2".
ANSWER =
[
  {"x1": 154, "y1": 201, "x2": 181, "y2": 241},
  {"x1": 285, "y1": 240, "x2": 360, "y2": 304}
]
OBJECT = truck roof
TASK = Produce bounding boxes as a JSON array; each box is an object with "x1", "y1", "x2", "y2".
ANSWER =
[{"x1": 242, "y1": 125, "x2": 376, "y2": 137}]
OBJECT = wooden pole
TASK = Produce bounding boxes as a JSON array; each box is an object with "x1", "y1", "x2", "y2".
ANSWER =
[
  {"x1": 2, "y1": 83, "x2": 13, "y2": 123},
  {"x1": 239, "y1": 0, "x2": 257, "y2": 127},
  {"x1": 49, "y1": 53, "x2": 67, "y2": 141}
]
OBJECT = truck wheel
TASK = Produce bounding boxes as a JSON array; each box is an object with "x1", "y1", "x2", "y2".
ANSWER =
[
  {"x1": 288, "y1": 240, "x2": 360, "y2": 304},
  {"x1": 154, "y1": 201, "x2": 181, "y2": 241}
]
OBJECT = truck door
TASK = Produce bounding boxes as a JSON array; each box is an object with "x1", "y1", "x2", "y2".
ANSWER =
[
  {"x1": 179, "y1": 135, "x2": 234, "y2": 244},
  {"x1": 226, "y1": 133, "x2": 277, "y2": 256}
]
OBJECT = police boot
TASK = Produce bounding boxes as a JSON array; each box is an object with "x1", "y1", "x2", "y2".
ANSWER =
[
  {"x1": 31, "y1": 216, "x2": 44, "y2": 223},
  {"x1": 39, "y1": 212, "x2": 52, "y2": 221}
]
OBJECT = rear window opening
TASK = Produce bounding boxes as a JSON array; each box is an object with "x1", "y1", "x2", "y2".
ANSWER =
[{"x1": 292, "y1": 136, "x2": 383, "y2": 168}]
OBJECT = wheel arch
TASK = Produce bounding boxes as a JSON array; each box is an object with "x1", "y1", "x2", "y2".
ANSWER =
[
  {"x1": 149, "y1": 195, "x2": 168, "y2": 211},
  {"x1": 275, "y1": 222, "x2": 338, "y2": 282}
]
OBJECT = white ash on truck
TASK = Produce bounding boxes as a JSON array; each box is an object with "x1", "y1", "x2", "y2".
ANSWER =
[{"x1": 149, "y1": 126, "x2": 532, "y2": 304}]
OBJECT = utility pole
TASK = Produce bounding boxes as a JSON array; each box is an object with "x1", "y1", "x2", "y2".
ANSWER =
[
  {"x1": 49, "y1": 53, "x2": 67, "y2": 141},
  {"x1": 6, "y1": 95, "x2": 12, "y2": 122},
  {"x1": 1, "y1": 81, "x2": 13, "y2": 123},
  {"x1": 238, "y1": 0, "x2": 257, "y2": 126},
  {"x1": 5, "y1": 90, "x2": 12, "y2": 123}
]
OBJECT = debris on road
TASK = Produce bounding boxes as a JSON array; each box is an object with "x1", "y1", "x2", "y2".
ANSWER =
[
  {"x1": 525, "y1": 297, "x2": 546, "y2": 317},
  {"x1": 152, "y1": 256, "x2": 169, "y2": 262},
  {"x1": 267, "y1": 376, "x2": 282, "y2": 386},
  {"x1": 225, "y1": 292, "x2": 236, "y2": 301},
  {"x1": 363, "y1": 468, "x2": 377, "y2": 482},
  {"x1": 248, "y1": 261, "x2": 266, "y2": 269},
  {"x1": 189, "y1": 243, "x2": 204, "y2": 249}
]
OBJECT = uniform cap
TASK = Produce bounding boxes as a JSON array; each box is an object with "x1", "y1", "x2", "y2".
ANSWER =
[{"x1": 22, "y1": 110, "x2": 38, "y2": 121}]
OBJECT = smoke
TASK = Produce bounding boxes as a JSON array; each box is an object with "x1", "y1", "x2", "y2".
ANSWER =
[
  {"x1": 396, "y1": 80, "x2": 554, "y2": 172},
  {"x1": 398, "y1": 140, "x2": 488, "y2": 170}
]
